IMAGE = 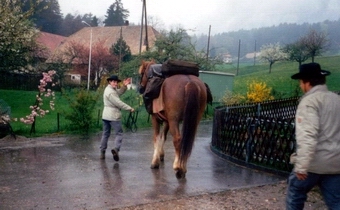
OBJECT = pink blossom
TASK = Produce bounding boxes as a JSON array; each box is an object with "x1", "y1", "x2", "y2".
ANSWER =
[{"x1": 20, "y1": 70, "x2": 57, "y2": 125}]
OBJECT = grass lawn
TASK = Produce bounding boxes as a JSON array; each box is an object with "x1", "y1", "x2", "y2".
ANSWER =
[
  {"x1": 1, "y1": 90, "x2": 72, "y2": 136},
  {"x1": 0, "y1": 89, "x2": 153, "y2": 137}
]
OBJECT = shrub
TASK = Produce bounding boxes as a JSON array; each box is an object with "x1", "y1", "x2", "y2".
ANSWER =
[
  {"x1": 246, "y1": 81, "x2": 274, "y2": 103},
  {"x1": 63, "y1": 89, "x2": 99, "y2": 134},
  {"x1": 221, "y1": 90, "x2": 246, "y2": 105}
]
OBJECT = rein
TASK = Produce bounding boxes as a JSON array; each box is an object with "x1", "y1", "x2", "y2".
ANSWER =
[
  {"x1": 124, "y1": 110, "x2": 139, "y2": 132},
  {"x1": 139, "y1": 62, "x2": 159, "y2": 88}
]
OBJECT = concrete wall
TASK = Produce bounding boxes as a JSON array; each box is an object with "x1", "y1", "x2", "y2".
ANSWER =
[{"x1": 199, "y1": 71, "x2": 234, "y2": 103}]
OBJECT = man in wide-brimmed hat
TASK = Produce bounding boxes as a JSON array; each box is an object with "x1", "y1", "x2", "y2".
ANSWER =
[
  {"x1": 286, "y1": 63, "x2": 340, "y2": 209},
  {"x1": 99, "y1": 75, "x2": 134, "y2": 161}
]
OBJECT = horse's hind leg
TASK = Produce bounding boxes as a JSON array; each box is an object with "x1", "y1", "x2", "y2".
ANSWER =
[
  {"x1": 151, "y1": 117, "x2": 167, "y2": 169},
  {"x1": 160, "y1": 122, "x2": 169, "y2": 162},
  {"x1": 169, "y1": 121, "x2": 186, "y2": 179}
]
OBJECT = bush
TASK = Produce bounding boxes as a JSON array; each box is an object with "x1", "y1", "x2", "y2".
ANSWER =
[
  {"x1": 62, "y1": 89, "x2": 99, "y2": 134},
  {"x1": 246, "y1": 81, "x2": 274, "y2": 103},
  {"x1": 221, "y1": 90, "x2": 246, "y2": 105}
]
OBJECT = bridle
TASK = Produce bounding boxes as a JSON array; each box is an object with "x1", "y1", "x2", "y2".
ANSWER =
[{"x1": 138, "y1": 62, "x2": 150, "y2": 94}]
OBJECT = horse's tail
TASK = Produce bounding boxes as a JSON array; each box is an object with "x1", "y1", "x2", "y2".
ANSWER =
[{"x1": 180, "y1": 82, "x2": 202, "y2": 166}]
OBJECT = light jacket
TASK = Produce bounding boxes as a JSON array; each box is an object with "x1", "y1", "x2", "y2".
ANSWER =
[
  {"x1": 102, "y1": 85, "x2": 132, "y2": 121},
  {"x1": 291, "y1": 84, "x2": 340, "y2": 174}
]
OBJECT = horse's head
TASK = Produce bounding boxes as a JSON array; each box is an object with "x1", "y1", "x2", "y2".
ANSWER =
[{"x1": 138, "y1": 60, "x2": 155, "y2": 94}]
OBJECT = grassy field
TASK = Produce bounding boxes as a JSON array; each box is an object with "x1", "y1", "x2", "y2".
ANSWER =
[
  {"x1": 217, "y1": 55, "x2": 340, "y2": 98},
  {"x1": 1, "y1": 55, "x2": 340, "y2": 137}
]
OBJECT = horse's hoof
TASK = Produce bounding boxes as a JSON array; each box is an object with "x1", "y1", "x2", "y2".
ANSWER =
[
  {"x1": 175, "y1": 170, "x2": 186, "y2": 179},
  {"x1": 160, "y1": 155, "x2": 164, "y2": 162},
  {"x1": 150, "y1": 164, "x2": 159, "y2": 169}
]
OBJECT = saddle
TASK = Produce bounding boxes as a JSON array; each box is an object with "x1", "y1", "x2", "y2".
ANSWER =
[
  {"x1": 142, "y1": 60, "x2": 211, "y2": 114},
  {"x1": 143, "y1": 64, "x2": 165, "y2": 114}
]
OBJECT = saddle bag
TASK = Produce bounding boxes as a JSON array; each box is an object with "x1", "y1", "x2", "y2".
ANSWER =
[
  {"x1": 143, "y1": 76, "x2": 165, "y2": 114},
  {"x1": 143, "y1": 77, "x2": 164, "y2": 100},
  {"x1": 161, "y1": 59, "x2": 199, "y2": 77}
]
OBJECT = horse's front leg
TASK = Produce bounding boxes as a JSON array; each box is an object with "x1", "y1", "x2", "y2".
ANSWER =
[{"x1": 150, "y1": 117, "x2": 167, "y2": 169}]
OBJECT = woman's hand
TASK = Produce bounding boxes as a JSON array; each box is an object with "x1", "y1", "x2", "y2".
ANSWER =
[{"x1": 123, "y1": 78, "x2": 131, "y2": 86}]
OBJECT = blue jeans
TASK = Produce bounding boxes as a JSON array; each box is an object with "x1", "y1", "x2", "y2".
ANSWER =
[
  {"x1": 100, "y1": 120, "x2": 123, "y2": 152},
  {"x1": 286, "y1": 172, "x2": 340, "y2": 210}
]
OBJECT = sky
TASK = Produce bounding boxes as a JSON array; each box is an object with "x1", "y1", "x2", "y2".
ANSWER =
[{"x1": 58, "y1": 0, "x2": 340, "y2": 35}]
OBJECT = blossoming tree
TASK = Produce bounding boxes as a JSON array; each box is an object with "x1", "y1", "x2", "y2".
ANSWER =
[{"x1": 20, "y1": 70, "x2": 56, "y2": 134}]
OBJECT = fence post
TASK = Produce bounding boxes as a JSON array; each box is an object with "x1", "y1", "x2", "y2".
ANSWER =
[
  {"x1": 57, "y1": 113, "x2": 60, "y2": 132},
  {"x1": 97, "y1": 109, "x2": 100, "y2": 126},
  {"x1": 246, "y1": 118, "x2": 255, "y2": 163},
  {"x1": 257, "y1": 103, "x2": 261, "y2": 117}
]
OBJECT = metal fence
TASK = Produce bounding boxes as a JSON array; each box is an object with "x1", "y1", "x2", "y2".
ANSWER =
[
  {"x1": 211, "y1": 97, "x2": 300, "y2": 175},
  {"x1": 0, "y1": 72, "x2": 42, "y2": 91},
  {"x1": 211, "y1": 91, "x2": 340, "y2": 175}
]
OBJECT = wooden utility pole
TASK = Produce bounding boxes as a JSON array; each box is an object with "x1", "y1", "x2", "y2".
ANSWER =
[
  {"x1": 254, "y1": 40, "x2": 257, "y2": 66},
  {"x1": 206, "y1": 25, "x2": 211, "y2": 63},
  {"x1": 143, "y1": 0, "x2": 149, "y2": 51},
  {"x1": 237, "y1": 39, "x2": 241, "y2": 76},
  {"x1": 139, "y1": 0, "x2": 149, "y2": 54},
  {"x1": 118, "y1": 26, "x2": 122, "y2": 73},
  {"x1": 139, "y1": 0, "x2": 145, "y2": 54}
]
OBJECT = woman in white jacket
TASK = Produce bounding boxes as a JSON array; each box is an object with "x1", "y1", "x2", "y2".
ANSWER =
[
  {"x1": 99, "y1": 75, "x2": 134, "y2": 161},
  {"x1": 286, "y1": 63, "x2": 340, "y2": 210}
]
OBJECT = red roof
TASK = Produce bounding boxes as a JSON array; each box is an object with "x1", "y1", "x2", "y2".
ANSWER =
[{"x1": 36, "y1": 32, "x2": 66, "y2": 53}]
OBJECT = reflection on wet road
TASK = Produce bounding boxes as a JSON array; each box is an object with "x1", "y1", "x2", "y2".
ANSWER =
[{"x1": 0, "y1": 121, "x2": 284, "y2": 209}]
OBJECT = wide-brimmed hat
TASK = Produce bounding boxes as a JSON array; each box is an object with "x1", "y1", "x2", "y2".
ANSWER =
[
  {"x1": 107, "y1": 75, "x2": 121, "y2": 82},
  {"x1": 291, "y1": 63, "x2": 331, "y2": 80}
]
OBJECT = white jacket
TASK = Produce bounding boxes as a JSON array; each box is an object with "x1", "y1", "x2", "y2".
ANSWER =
[
  {"x1": 291, "y1": 85, "x2": 340, "y2": 174},
  {"x1": 102, "y1": 85, "x2": 132, "y2": 121}
]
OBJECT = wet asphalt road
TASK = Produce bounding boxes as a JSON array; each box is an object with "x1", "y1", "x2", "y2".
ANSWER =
[{"x1": 0, "y1": 121, "x2": 284, "y2": 209}]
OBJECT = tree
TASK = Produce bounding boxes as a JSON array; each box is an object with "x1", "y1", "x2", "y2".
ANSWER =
[
  {"x1": 45, "y1": 59, "x2": 71, "y2": 92},
  {"x1": 54, "y1": 41, "x2": 118, "y2": 89},
  {"x1": 119, "y1": 27, "x2": 220, "y2": 82},
  {"x1": 59, "y1": 13, "x2": 97, "y2": 37},
  {"x1": 21, "y1": 0, "x2": 63, "y2": 34},
  {"x1": 91, "y1": 16, "x2": 99, "y2": 27},
  {"x1": 110, "y1": 35, "x2": 132, "y2": 62},
  {"x1": 91, "y1": 41, "x2": 119, "y2": 87},
  {"x1": 259, "y1": 43, "x2": 287, "y2": 73},
  {"x1": 19, "y1": 70, "x2": 56, "y2": 134},
  {"x1": 103, "y1": 0, "x2": 129, "y2": 26},
  {"x1": 136, "y1": 27, "x2": 219, "y2": 69},
  {"x1": 60, "y1": 14, "x2": 82, "y2": 36},
  {"x1": 142, "y1": 28, "x2": 196, "y2": 63},
  {"x1": 0, "y1": 0, "x2": 39, "y2": 72},
  {"x1": 283, "y1": 39, "x2": 310, "y2": 67},
  {"x1": 300, "y1": 29, "x2": 328, "y2": 62}
]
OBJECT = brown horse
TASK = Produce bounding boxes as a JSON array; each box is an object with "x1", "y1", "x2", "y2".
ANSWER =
[{"x1": 138, "y1": 60, "x2": 208, "y2": 179}]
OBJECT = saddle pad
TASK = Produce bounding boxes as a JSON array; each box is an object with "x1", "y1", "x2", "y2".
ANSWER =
[{"x1": 152, "y1": 85, "x2": 165, "y2": 113}]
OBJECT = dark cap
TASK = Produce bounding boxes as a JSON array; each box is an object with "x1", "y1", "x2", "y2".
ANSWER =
[
  {"x1": 291, "y1": 63, "x2": 331, "y2": 80},
  {"x1": 107, "y1": 75, "x2": 121, "y2": 82}
]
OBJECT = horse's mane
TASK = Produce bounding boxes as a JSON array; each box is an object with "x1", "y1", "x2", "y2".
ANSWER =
[{"x1": 139, "y1": 60, "x2": 156, "y2": 75}]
